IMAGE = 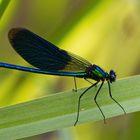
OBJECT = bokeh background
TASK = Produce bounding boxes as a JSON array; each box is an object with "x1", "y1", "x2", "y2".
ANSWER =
[{"x1": 0, "y1": 0, "x2": 140, "y2": 140}]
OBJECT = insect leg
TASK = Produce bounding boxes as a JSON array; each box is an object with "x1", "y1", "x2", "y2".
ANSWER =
[
  {"x1": 107, "y1": 80, "x2": 126, "y2": 114},
  {"x1": 84, "y1": 77, "x2": 94, "y2": 84},
  {"x1": 94, "y1": 81, "x2": 106, "y2": 123},
  {"x1": 74, "y1": 81, "x2": 99, "y2": 126},
  {"x1": 73, "y1": 77, "x2": 77, "y2": 92}
]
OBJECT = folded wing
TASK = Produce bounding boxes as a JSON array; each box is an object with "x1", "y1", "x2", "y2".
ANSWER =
[{"x1": 8, "y1": 28, "x2": 91, "y2": 72}]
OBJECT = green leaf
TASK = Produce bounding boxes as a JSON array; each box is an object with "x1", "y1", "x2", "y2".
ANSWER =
[
  {"x1": 0, "y1": 0, "x2": 11, "y2": 20},
  {"x1": 0, "y1": 75, "x2": 140, "y2": 139}
]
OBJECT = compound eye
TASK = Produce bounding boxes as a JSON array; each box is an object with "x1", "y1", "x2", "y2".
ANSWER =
[{"x1": 109, "y1": 70, "x2": 116, "y2": 83}]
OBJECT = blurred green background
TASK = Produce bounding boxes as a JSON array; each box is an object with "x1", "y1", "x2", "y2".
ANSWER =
[{"x1": 0, "y1": 0, "x2": 140, "y2": 140}]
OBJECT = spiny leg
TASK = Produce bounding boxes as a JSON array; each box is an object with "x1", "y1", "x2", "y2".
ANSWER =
[
  {"x1": 94, "y1": 81, "x2": 106, "y2": 123},
  {"x1": 73, "y1": 77, "x2": 77, "y2": 92},
  {"x1": 74, "y1": 81, "x2": 99, "y2": 126},
  {"x1": 84, "y1": 77, "x2": 94, "y2": 84},
  {"x1": 107, "y1": 81, "x2": 126, "y2": 114}
]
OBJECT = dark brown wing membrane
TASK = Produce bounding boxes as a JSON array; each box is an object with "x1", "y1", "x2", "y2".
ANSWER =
[{"x1": 8, "y1": 28, "x2": 92, "y2": 72}]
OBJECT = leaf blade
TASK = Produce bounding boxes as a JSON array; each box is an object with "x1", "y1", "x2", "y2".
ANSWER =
[{"x1": 0, "y1": 75, "x2": 139, "y2": 139}]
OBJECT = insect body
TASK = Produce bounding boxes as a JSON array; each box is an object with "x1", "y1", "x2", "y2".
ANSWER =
[{"x1": 0, "y1": 28, "x2": 126, "y2": 126}]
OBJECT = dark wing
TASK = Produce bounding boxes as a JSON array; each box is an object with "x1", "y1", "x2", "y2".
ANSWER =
[{"x1": 8, "y1": 28, "x2": 91, "y2": 72}]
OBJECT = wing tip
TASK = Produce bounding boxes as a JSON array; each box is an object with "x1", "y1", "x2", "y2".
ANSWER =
[{"x1": 8, "y1": 27, "x2": 26, "y2": 41}]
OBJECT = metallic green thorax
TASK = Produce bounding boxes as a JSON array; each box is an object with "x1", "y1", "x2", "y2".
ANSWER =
[{"x1": 86, "y1": 65, "x2": 107, "y2": 81}]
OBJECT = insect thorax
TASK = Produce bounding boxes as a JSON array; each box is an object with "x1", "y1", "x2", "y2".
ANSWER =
[{"x1": 86, "y1": 65, "x2": 107, "y2": 81}]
